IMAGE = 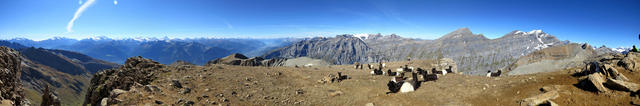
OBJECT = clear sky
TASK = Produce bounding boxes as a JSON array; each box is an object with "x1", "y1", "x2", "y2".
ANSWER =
[{"x1": 0, "y1": 0, "x2": 639, "y2": 47}]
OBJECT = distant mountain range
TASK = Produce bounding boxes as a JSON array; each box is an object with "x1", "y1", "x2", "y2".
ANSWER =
[
  {"x1": 264, "y1": 28, "x2": 583, "y2": 75},
  {"x1": 2, "y1": 28, "x2": 629, "y2": 75},
  {"x1": 5, "y1": 37, "x2": 298, "y2": 65}
]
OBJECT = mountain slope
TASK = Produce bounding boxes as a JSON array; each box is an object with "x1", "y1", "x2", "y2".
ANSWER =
[
  {"x1": 17, "y1": 47, "x2": 118, "y2": 105},
  {"x1": 506, "y1": 43, "x2": 597, "y2": 75},
  {"x1": 0, "y1": 43, "x2": 119, "y2": 105}
]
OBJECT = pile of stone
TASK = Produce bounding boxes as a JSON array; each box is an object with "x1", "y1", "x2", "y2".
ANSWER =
[{"x1": 578, "y1": 53, "x2": 640, "y2": 93}]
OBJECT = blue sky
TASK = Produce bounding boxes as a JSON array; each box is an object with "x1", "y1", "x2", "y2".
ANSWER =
[{"x1": 0, "y1": 0, "x2": 639, "y2": 47}]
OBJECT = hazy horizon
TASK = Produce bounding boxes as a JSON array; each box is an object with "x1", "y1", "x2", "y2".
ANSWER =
[{"x1": 1, "y1": 0, "x2": 639, "y2": 47}]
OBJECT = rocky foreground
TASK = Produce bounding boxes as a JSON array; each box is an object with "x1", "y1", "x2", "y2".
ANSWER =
[
  {"x1": 0, "y1": 46, "x2": 29, "y2": 105},
  {"x1": 79, "y1": 51, "x2": 640, "y2": 105}
]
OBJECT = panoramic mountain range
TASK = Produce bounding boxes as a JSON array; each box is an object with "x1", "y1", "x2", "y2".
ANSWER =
[
  {"x1": 0, "y1": 28, "x2": 633, "y2": 105},
  {"x1": 7, "y1": 37, "x2": 298, "y2": 65},
  {"x1": 264, "y1": 28, "x2": 627, "y2": 75},
  {"x1": 3, "y1": 28, "x2": 628, "y2": 76}
]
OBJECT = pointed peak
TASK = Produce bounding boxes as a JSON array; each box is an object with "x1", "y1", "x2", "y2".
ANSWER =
[
  {"x1": 439, "y1": 27, "x2": 479, "y2": 40},
  {"x1": 452, "y1": 27, "x2": 472, "y2": 33}
]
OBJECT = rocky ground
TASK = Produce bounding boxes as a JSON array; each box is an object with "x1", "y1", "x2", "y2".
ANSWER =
[
  {"x1": 0, "y1": 46, "x2": 29, "y2": 106},
  {"x1": 87, "y1": 52, "x2": 640, "y2": 105}
]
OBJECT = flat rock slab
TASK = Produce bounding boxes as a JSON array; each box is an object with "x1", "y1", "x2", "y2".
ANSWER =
[
  {"x1": 605, "y1": 78, "x2": 640, "y2": 92},
  {"x1": 520, "y1": 90, "x2": 559, "y2": 106}
]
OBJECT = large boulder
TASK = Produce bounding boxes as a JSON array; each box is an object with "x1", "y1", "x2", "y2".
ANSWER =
[
  {"x1": 0, "y1": 46, "x2": 29, "y2": 105},
  {"x1": 618, "y1": 52, "x2": 640, "y2": 71},
  {"x1": 604, "y1": 65, "x2": 629, "y2": 81},
  {"x1": 587, "y1": 73, "x2": 609, "y2": 92},
  {"x1": 83, "y1": 56, "x2": 164, "y2": 106}
]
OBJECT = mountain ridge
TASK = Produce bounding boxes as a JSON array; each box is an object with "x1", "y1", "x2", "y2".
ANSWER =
[{"x1": 263, "y1": 28, "x2": 577, "y2": 75}]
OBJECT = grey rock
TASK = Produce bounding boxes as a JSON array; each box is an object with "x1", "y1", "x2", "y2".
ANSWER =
[
  {"x1": 154, "y1": 100, "x2": 163, "y2": 104},
  {"x1": 180, "y1": 88, "x2": 191, "y2": 94},
  {"x1": 171, "y1": 79, "x2": 183, "y2": 88}
]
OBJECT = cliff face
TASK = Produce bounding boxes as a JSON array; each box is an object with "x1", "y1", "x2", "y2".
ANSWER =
[
  {"x1": 0, "y1": 46, "x2": 29, "y2": 105},
  {"x1": 83, "y1": 56, "x2": 164, "y2": 106},
  {"x1": 263, "y1": 28, "x2": 567, "y2": 75},
  {"x1": 263, "y1": 35, "x2": 372, "y2": 65}
]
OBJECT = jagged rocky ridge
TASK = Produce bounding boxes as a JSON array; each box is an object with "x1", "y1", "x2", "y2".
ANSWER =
[
  {"x1": 208, "y1": 53, "x2": 287, "y2": 67},
  {"x1": 0, "y1": 46, "x2": 29, "y2": 105},
  {"x1": 264, "y1": 28, "x2": 570, "y2": 75}
]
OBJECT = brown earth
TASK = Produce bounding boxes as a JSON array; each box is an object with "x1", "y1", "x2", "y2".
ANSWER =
[{"x1": 106, "y1": 57, "x2": 640, "y2": 106}]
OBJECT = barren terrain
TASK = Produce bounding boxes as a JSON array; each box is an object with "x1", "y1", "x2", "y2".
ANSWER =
[{"x1": 111, "y1": 58, "x2": 640, "y2": 105}]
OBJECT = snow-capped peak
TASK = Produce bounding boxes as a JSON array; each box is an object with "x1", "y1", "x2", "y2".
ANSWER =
[
  {"x1": 87, "y1": 36, "x2": 113, "y2": 41},
  {"x1": 353, "y1": 33, "x2": 370, "y2": 40},
  {"x1": 512, "y1": 30, "x2": 546, "y2": 37},
  {"x1": 514, "y1": 30, "x2": 525, "y2": 35},
  {"x1": 612, "y1": 47, "x2": 631, "y2": 53},
  {"x1": 528, "y1": 30, "x2": 543, "y2": 35}
]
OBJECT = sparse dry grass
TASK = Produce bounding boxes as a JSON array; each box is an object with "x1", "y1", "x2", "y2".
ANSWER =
[{"x1": 112, "y1": 59, "x2": 640, "y2": 105}]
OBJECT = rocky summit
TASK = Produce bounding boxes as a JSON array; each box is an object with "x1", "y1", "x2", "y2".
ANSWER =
[
  {"x1": 0, "y1": 46, "x2": 29, "y2": 106},
  {"x1": 83, "y1": 56, "x2": 164, "y2": 106}
]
